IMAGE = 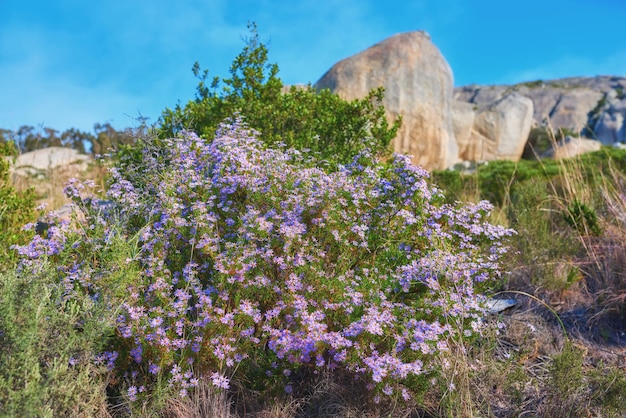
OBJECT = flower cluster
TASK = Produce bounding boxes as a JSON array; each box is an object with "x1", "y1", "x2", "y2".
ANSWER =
[{"x1": 17, "y1": 118, "x2": 514, "y2": 401}]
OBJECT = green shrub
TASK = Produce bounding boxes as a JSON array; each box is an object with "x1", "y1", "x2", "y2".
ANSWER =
[
  {"x1": 0, "y1": 265, "x2": 116, "y2": 416},
  {"x1": 544, "y1": 342, "x2": 586, "y2": 417},
  {"x1": 505, "y1": 179, "x2": 582, "y2": 289},
  {"x1": 522, "y1": 126, "x2": 581, "y2": 160},
  {"x1": 429, "y1": 169, "x2": 478, "y2": 204},
  {"x1": 590, "y1": 366, "x2": 626, "y2": 417},
  {"x1": 0, "y1": 141, "x2": 37, "y2": 269},
  {"x1": 564, "y1": 199, "x2": 602, "y2": 236},
  {"x1": 476, "y1": 159, "x2": 562, "y2": 206},
  {"x1": 433, "y1": 147, "x2": 626, "y2": 209},
  {"x1": 158, "y1": 23, "x2": 400, "y2": 169}
]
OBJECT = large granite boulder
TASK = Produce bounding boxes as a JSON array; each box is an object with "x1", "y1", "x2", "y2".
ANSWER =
[
  {"x1": 455, "y1": 85, "x2": 507, "y2": 106},
  {"x1": 315, "y1": 31, "x2": 458, "y2": 170},
  {"x1": 450, "y1": 100, "x2": 476, "y2": 160}
]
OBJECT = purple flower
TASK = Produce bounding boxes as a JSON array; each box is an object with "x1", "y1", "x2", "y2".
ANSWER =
[
  {"x1": 210, "y1": 372, "x2": 230, "y2": 389},
  {"x1": 127, "y1": 386, "x2": 138, "y2": 402}
]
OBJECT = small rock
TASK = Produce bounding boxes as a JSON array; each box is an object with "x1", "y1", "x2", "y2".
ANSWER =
[
  {"x1": 485, "y1": 298, "x2": 517, "y2": 314},
  {"x1": 542, "y1": 136, "x2": 602, "y2": 159}
]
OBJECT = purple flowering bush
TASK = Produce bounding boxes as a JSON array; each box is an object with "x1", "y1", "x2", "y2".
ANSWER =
[{"x1": 15, "y1": 118, "x2": 513, "y2": 406}]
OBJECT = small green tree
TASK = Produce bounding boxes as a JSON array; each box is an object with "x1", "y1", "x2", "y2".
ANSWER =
[
  {"x1": 159, "y1": 23, "x2": 400, "y2": 167},
  {"x1": 91, "y1": 122, "x2": 136, "y2": 156}
]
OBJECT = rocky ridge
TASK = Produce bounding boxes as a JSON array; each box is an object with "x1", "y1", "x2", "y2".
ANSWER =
[{"x1": 455, "y1": 76, "x2": 626, "y2": 146}]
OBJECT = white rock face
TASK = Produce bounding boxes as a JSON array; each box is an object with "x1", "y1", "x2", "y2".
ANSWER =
[
  {"x1": 464, "y1": 93, "x2": 534, "y2": 162},
  {"x1": 315, "y1": 31, "x2": 458, "y2": 170},
  {"x1": 11, "y1": 147, "x2": 92, "y2": 177},
  {"x1": 545, "y1": 89, "x2": 604, "y2": 131}
]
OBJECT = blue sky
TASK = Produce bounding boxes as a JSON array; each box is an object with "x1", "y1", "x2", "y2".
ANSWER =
[{"x1": 2, "y1": 0, "x2": 626, "y2": 133}]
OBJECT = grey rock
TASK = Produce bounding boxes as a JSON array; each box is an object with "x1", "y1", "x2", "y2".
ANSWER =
[
  {"x1": 453, "y1": 85, "x2": 508, "y2": 108},
  {"x1": 485, "y1": 298, "x2": 517, "y2": 314},
  {"x1": 593, "y1": 97, "x2": 626, "y2": 145},
  {"x1": 12, "y1": 147, "x2": 92, "y2": 177},
  {"x1": 315, "y1": 31, "x2": 458, "y2": 170},
  {"x1": 455, "y1": 76, "x2": 626, "y2": 144},
  {"x1": 522, "y1": 88, "x2": 561, "y2": 125},
  {"x1": 543, "y1": 89, "x2": 604, "y2": 131}
]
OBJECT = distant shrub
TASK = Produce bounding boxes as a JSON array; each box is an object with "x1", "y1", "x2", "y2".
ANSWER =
[
  {"x1": 564, "y1": 199, "x2": 602, "y2": 236},
  {"x1": 476, "y1": 159, "x2": 561, "y2": 206},
  {"x1": 506, "y1": 178, "x2": 583, "y2": 290},
  {"x1": 578, "y1": 146, "x2": 626, "y2": 174},
  {"x1": 522, "y1": 126, "x2": 580, "y2": 160},
  {"x1": 15, "y1": 119, "x2": 513, "y2": 410},
  {"x1": 429, "y1": 169, "x2": 479, "y2": 204}
]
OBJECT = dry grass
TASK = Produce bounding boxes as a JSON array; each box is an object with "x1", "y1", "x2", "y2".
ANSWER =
[
  {"x1": 163, "y1": 380, "x2": 235, "y2": 418},
  {"x1": 432, "y1": 129, "x2": 626, "y2": 416},
  {"x1": 158, "y1": 369, "x2": 437, "y2": 418}
]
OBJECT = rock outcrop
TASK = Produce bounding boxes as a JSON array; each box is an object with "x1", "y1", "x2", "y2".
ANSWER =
[
  {"x1": 12, "y1": 147, "x2": 92, "y2": 178},
  {"x1": 315, "y1": 31, "x2": 458, "y2": 170},
  {"x1": 455, "y1": 76, "x2": 626, "y2": 147},
  {"x1": 450, "y1": 100, "x2": 475, "y2": 160},
  {"x1": 591, "y1": 92, "x2": 626, "y2": 145}
]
